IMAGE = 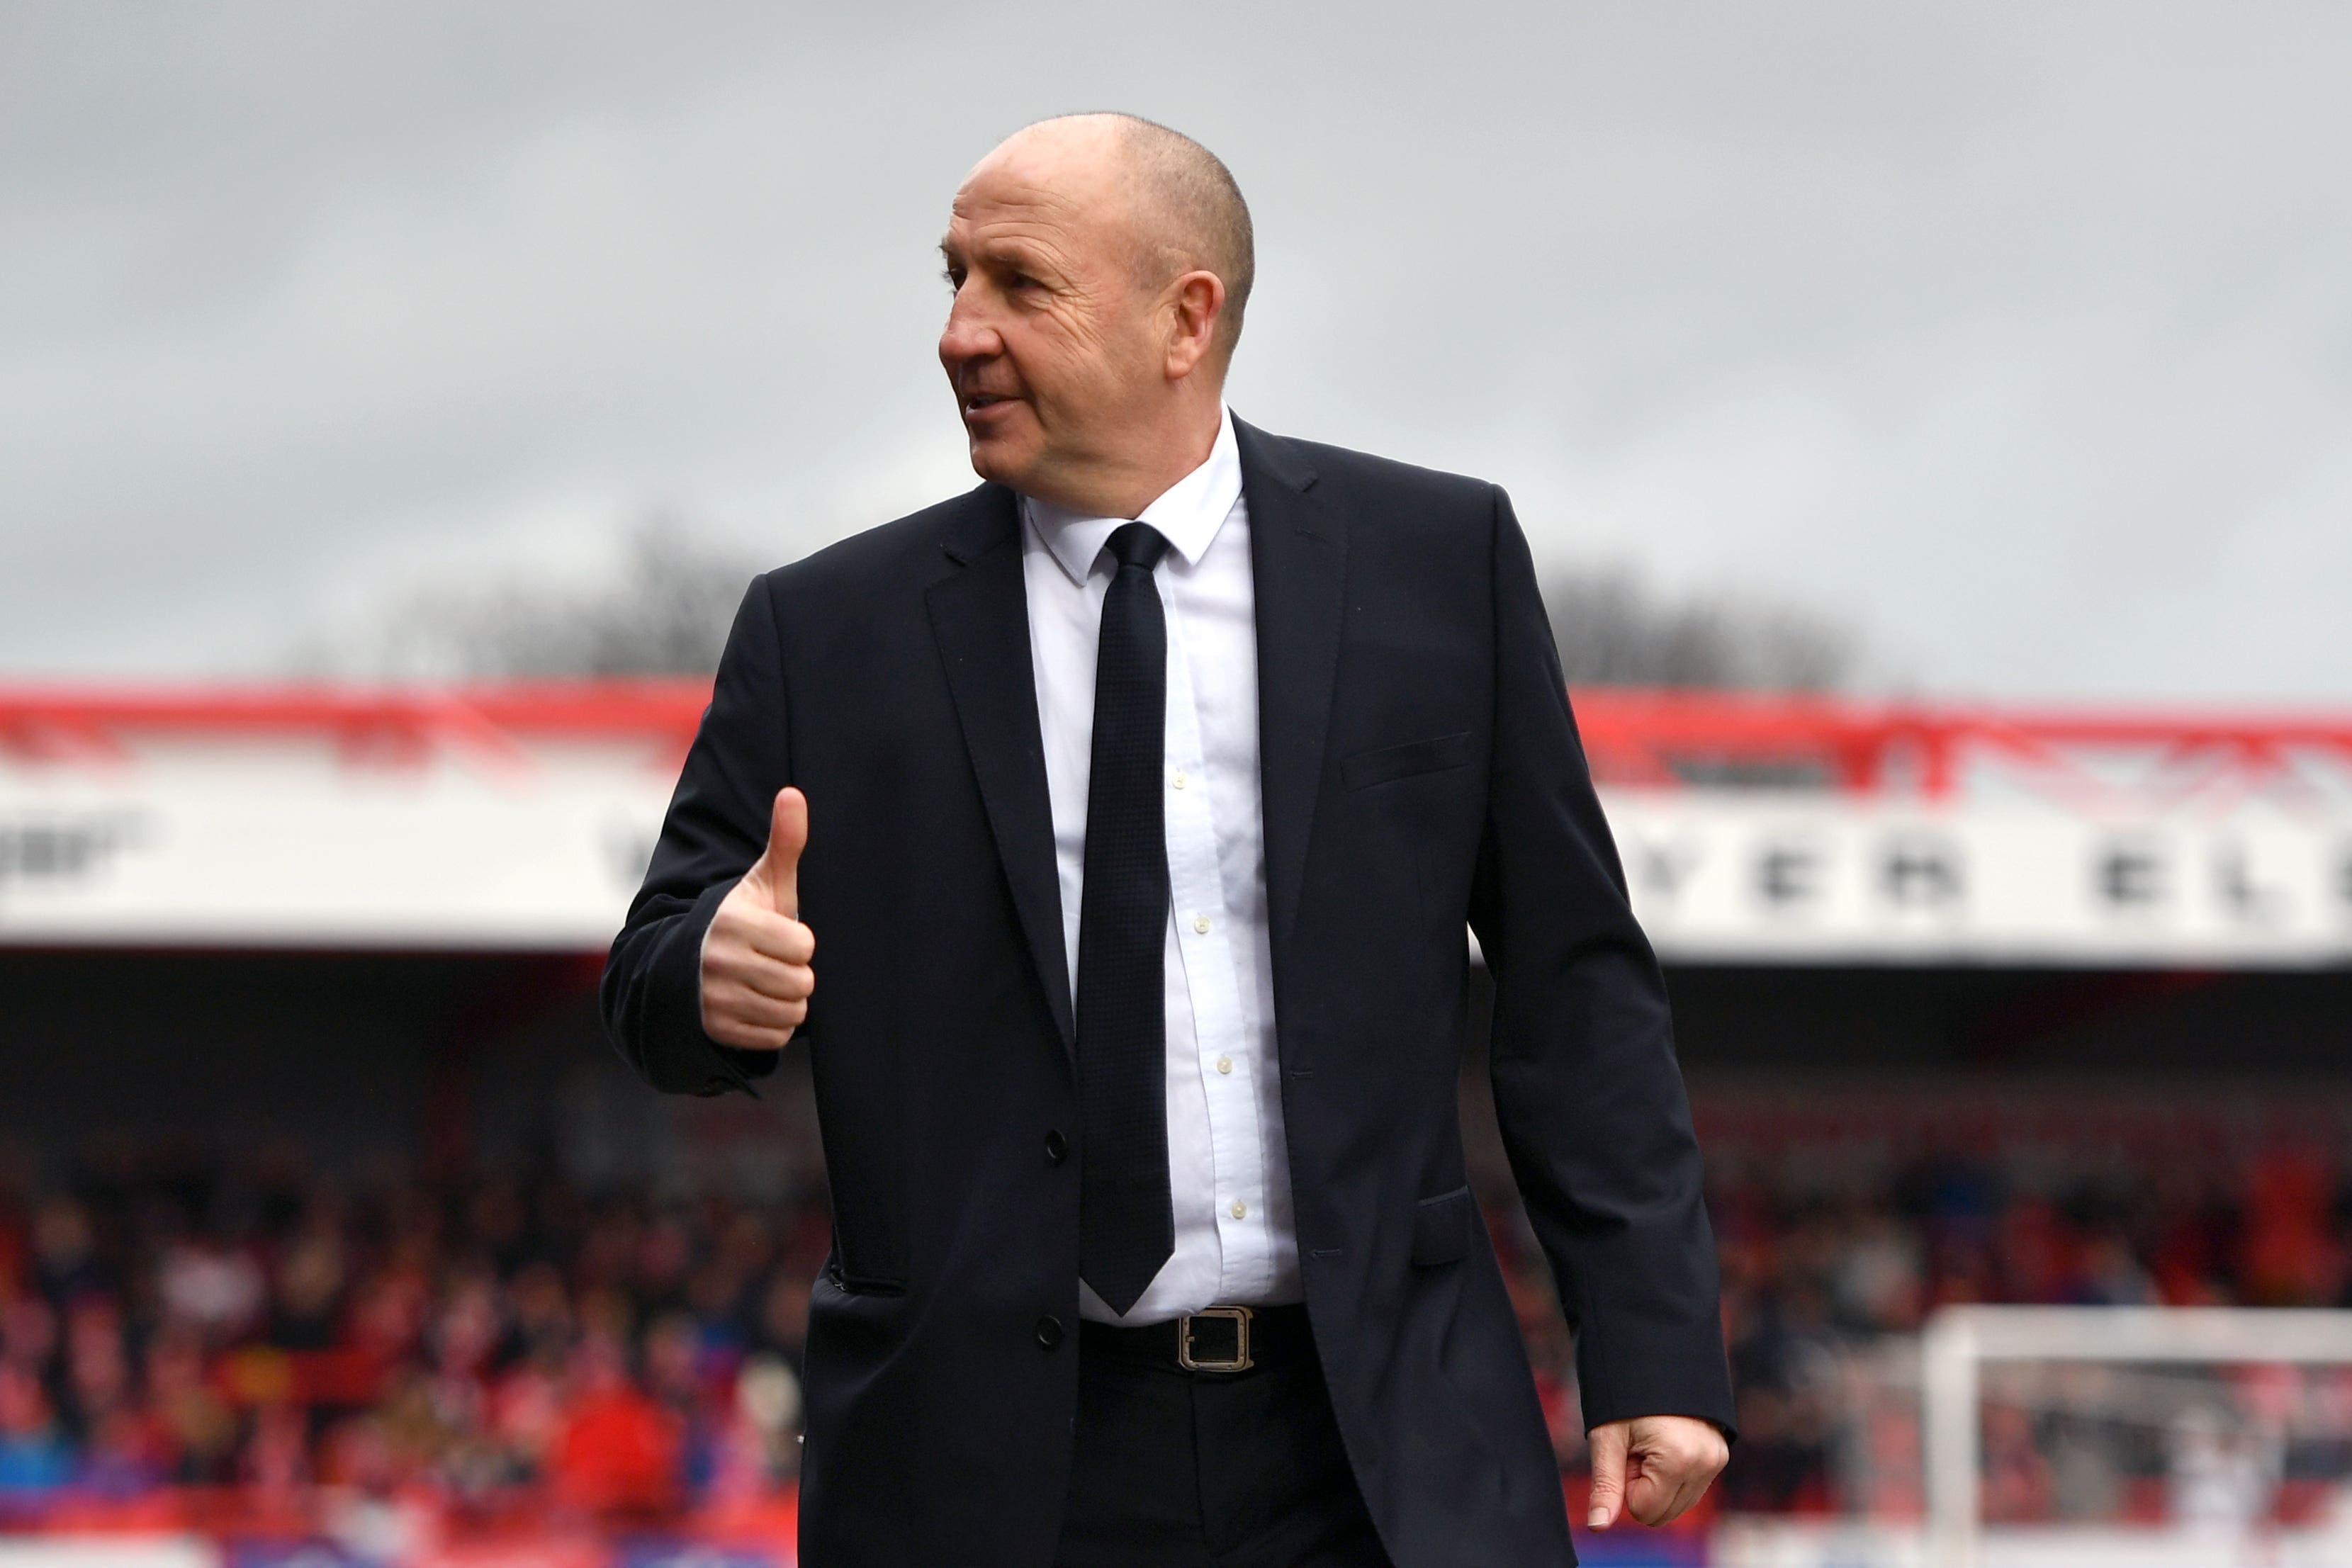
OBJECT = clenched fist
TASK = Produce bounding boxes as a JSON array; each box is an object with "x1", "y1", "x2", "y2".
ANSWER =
[
  {"x1": 1586, "y1": 1414, "x2": 1729, "y2": 1530},
  {"x1": 698, "y1": 786, "x2": 815, "y2": 1051}
]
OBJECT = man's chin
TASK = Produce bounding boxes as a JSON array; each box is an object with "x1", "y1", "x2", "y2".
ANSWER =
[{"x1": 964, "y1": 435, "x2": 1039, "y2": 491}]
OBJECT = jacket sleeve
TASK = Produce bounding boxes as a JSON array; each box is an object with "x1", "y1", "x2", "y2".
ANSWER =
[
  {"x1": 1464, "y1": 486, "x2": 1736, "y2": 1438},
  {"x1": 600, "y1": 574, "x2": 795, "y2": 1098}
]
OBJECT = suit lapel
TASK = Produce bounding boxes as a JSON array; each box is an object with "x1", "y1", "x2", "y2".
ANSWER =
[
  {"x1": 925, "y1": 485, "x2": 1076, "y2": 1061},
  {"x1": 1236, "y1": 418, "x2": 1344, "y2": 959}
]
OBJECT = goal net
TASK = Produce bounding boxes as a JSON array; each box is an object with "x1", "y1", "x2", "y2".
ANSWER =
[
  {"x1": 1915, "y1": 1305, "x2": 2352, "y2": 1567},
  {"x1": 1709, "y1": 1306, "x2": 2352, "y2": 1568}
]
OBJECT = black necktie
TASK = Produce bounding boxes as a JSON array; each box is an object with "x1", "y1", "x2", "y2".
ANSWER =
[{"x1": 1076, "y1": 521, "x2": 1176, "y2": 1315}]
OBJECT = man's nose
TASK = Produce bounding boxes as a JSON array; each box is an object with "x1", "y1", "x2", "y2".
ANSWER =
[{"x1": 938, "y1": 288, "x2": 1000, "y2": 370}]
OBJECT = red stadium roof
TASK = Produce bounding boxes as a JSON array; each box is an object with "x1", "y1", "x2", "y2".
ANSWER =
[
  {"x1": 6, "y1": 682, "x2": 2350, "y2": 805},
  {"x1": 0, "y1": 680, "x2": 716, "y2": 772},
  {"x1": 1567, "y1": 689, "x2": 2352, "y2": 807}
]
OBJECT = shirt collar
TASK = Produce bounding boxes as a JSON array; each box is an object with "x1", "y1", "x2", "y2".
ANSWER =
[{"x1": 1024, "y1": 405, "x2": 1242, "y2": 587}]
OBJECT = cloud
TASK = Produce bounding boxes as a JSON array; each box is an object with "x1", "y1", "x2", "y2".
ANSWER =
[{"x1": 2, "y1": 1, "x2": 2347, "y2": 700}]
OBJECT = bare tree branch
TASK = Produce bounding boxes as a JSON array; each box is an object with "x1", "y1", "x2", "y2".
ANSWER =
[
  {"x1": 315, "y1": 517, "x2": 762, "y2": 680},
  {"x1": 308, "y1": 519, "x2": 1864, "y2": 694},
  {"x1": 1543, "y1": 565, "x2": 1859, "y2": 691}
]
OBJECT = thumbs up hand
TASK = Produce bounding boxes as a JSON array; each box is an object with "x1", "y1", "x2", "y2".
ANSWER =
[{"x1": 699, "y1": 787, "x2": 816, "y2": 1051}]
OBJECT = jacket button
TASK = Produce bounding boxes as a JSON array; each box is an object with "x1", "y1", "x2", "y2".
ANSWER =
[
  {"x1": 1035, "y1": 1315, "x2": 1065, "y2": 1350},
  {"x1": 1045, "y1": 1130, "x2": 1069, "y2": 1164}
]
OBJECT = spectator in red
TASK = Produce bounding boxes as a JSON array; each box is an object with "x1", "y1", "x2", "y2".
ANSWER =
[{"x1": 551, "y1": 1329, "x2": 679, "y2": 1519}]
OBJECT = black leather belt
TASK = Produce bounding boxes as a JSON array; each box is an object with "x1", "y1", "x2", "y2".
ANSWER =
[{"x1": 1079, "y1": 1303, "x2": 1313, "y2": 1374}]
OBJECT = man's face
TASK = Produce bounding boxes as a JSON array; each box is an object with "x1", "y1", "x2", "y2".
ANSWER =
[{"x1": 938, "y1": 132, "x2": 1168, "y2": 507}]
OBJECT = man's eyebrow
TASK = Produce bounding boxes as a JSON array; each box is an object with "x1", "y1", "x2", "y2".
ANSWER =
[
  {"x1": 939, "y1": 233, "x2": 1056, "y2": 281},
  {"x1": 970, "y1": 237, "x2": 1052, "y2": 269}
]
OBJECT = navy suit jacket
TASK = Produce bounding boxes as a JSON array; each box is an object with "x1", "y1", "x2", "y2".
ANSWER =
[{"x1": 602, "y1": 419, "x2": 1734, "y2": 1567}]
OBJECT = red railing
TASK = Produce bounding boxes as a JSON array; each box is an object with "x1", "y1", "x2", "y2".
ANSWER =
[
  {"x1": 0, "y1": 681, "x2": 714, "y2": 773},
  {"x1": 0, "y1": 1484, "x2": 801, "y2": 1555},
  {"x1": 1570, "y1": 689, "x2": 2352, "y2": 804},
  {"x1": 6, "y1": 682, "x2": 2351, "y2": 804}
]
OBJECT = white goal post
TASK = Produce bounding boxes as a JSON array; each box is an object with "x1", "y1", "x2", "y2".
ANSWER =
[{"x1": 1922, "y1": 1305, "x2": 2352, "y2": 1567}]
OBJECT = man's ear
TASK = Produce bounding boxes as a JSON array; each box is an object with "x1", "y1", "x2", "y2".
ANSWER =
[{"x1": 1164, "y1": 270, "x2": 1226, "y2": 381}]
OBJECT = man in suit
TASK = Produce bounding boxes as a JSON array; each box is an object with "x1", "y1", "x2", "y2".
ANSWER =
[{"x1": 604, "y1": 113, "x2": 1733, "y2": 1567}]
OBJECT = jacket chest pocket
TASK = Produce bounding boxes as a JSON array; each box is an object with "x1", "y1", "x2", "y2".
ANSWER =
[{"x1": 1341, "y1": 731, "x2": 1472, "y2": 791}]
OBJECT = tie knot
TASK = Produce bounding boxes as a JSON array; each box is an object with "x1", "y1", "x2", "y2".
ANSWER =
[{"x1": 1104, "y1": 521, "x2": 1171, "y2": 575}]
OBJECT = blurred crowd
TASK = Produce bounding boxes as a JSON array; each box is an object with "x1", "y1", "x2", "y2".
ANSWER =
[
  {"x1": 4, "y1": 1083, "x2": 2352, "y2": 1525},
  {"x1": 0, "y1": 1146, "x2": 828, "y2": 1521}
]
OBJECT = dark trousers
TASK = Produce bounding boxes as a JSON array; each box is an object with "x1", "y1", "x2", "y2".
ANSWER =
[{"x1": 1053, "y1": 1311, "x2": 1394, "y2": 1568}]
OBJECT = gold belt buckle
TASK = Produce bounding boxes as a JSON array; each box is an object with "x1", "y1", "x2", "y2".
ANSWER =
[{"x1": 1176, "y1": 1305, "x2": 1254, "y2": 1372}]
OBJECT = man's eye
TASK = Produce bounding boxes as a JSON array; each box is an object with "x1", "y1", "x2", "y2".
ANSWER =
[{"x1": 1009, "y1": 273, "x2": 1040, "y2": 291}]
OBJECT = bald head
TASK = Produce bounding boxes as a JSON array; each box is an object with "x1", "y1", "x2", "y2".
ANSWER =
[
  {"x1": 999, "y1": 113, "x2": 1255, "y2": 365},
  {"x1": 939, "y1": 112, "x2": 1251, "y2": 516}
]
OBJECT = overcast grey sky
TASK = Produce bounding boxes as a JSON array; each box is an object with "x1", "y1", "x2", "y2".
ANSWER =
[{"x1": 4, "y1": 3, "x2": 2348, "y2": 700}]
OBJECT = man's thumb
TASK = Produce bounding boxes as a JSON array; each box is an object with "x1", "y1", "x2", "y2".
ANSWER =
[
  {"x1": 1586, "y1": 1422, "x2": 1628, "y2": 1530},
  {"x1": 755, "y1": 786, "x2": 807, "y2": 917}
]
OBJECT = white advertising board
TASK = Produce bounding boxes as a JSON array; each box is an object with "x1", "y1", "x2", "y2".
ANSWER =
[
  {"x1": 1607, "y1": 792, "x2": 2352, "y2": 966},
  {"x1": 4, "y1": 745, "x2": 2349, "y2": 965},
  {"x1": 0, "y1": 1540, "x2": 217, "y2": 1568},
  {"x1": 0, "y1": 750, "x2": 671, "y2": 950}
]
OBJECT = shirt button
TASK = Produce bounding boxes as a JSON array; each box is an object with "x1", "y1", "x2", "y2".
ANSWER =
[
  {"x1": 1172, "y1": 770, "x2": 1187, "y2": 789},
  {"x1": 1044, "y1": 1130, "x2": 1069, "y2": 1164},
  {"x1": 1216, "y1": 1056, "x2": 1232, "y2": 1075},
  {"x1": 1035, "y1": 1315, "x2": 1064, "y2": 1350},
  {"x1": 1193, "y1": 915, "x2": 1210, "y2": 935},
  {"x1": 1230, "y1": 1200, "x2": 1247, "y2": 1220}
]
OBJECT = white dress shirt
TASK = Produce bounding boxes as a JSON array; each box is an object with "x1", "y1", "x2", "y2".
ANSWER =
[{"x1": 1020, "y1": 406, "x2": 1304, "y2": 1324}]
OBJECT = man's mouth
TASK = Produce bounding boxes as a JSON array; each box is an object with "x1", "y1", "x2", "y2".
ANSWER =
[{"x1": 962, "y1": 392, "x2": 1017, "y2": 414}]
